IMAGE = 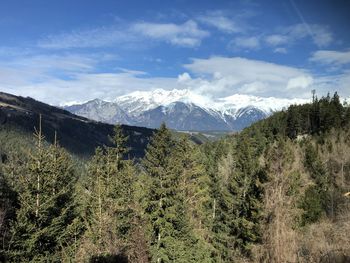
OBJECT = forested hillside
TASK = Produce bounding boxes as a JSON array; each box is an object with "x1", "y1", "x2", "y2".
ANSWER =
[
  {"x1": 0, "y1": 92, "x2": 349, "y2": 262},
  {"x1": 0, "y1": 92, "x2": 154, "y2": 158}
]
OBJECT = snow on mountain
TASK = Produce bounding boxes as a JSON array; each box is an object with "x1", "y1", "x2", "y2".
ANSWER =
[
  {"x1": 64, "y1": 88, "x2": 312, "y2": 131},
  {"x1": 64, "y1": 98, "x2": 131, "y2": 125},
  {"x1": 115, "y1": 89, "x2": 310, "y2": 117},
  {"x1": 216, "y1": 94, "x2": 310, "y2": 117},
  {"x1": 115, "y1": 89, "x2": 211, "y2": 116}
]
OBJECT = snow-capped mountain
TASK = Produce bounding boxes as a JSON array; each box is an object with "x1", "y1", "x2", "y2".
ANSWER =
[
  {"x1": 64, "y1": 99, "x2": 131, "y2": 125},
  {"x1": 115, "y1": 89, "x2": 211, "y2": 116},
  {"x1": 64, "y1": 89, "x2": 309, "y2": 131}
]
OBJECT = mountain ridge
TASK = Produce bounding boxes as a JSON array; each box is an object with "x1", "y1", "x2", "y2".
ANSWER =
[
  {"x1": 64, "y1": 89, "x2": 310, "y2": 131},
  {"x1": 0, "y1": 91, "x2": 154, "y2": 158}
]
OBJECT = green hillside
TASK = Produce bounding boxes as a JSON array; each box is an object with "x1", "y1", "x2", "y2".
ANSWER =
[
  {"x1": 1, "y1": 92, "x2": 349, "y2": 262},
  {"x1": 0, "y1": 91, "x2": 154, "y2": 159}
]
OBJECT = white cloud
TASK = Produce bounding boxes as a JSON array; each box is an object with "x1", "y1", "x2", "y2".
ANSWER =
[
  {"x1": 38, "y1": 20, "x2": 209, "y2": 49},
  {"x1": 197, "y1": 11, "x2": 241, "y2": 33},
  {"x1": 0, "y1": 69, "x2": 181, "y2": 106},
  {"x1": 183, "y1": 56, "x2": 314, "y2": 97},
  {"x1": 265, "y1": 23, "x2": 333, "y2": 48},
  {"x1": 131, "y1": 20, "x2": 209, "y2": 47},
  {"x1": 230, "y1": 36, "x2": 260, "y2": 50},
  {"x1": 311, "y1": 25, "x2": 333, "y2": 47},
  {"x1": 264, "y1": 34, "x2": 288, "y2": 46},
  {"x1": 38, "y1": 26, "x2": 136, "y2": 49},
  {"x1": 287, "y1": 75, "x2": 313, "y2": 90},
  {"x1": 310, "y1": 50, "x2": 350, "y2": 65},
  {"x1": 7, "y1": 54, "x2": 99, "y2": 72},
  {"x1": 274, "y1": 47, "x2": 287, "y2": 54},
  {"x1": 1, "y1": 53, "x2": 348, "y2": 106},
  {"x1": 177, "y1": 72, "x2": 191, "y2": 82}
]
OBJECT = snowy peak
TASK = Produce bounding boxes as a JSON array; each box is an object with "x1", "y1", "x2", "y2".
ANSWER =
[
  {"x1": 116, "y1": 88, "x2": 192, "y2": 105},
  {"x1": 65, "y1": 98, "x2": 130, "y2": 125},
  {"x1": 216, "y1": 94, "x2": 309, "y2": 114},
  {"x1": 64, "y1": 88, "x2": 313, "y2": 131},
  {"x1": 115, "y1": 88, "x2": 310, "y2": 116},
  {"x1": 115, "y1": 89, "x2": 210, "y2": 116}
]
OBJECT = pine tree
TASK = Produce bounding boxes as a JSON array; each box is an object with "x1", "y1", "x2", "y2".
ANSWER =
[
  {"x1": 170, "y1": 135, "x2": 213, "y2": 262},
  {"x1": 286, "y1": 105, "x2": 301, "y2": 139},
  {"x1": 7, "y1": 116, "x2": 77, "y2": 262},
  {"x1": 142, "y1": 124, "x2": 211, "y2": 262},
  {"x1": 0, "y1": 171, "x2": 17, "y2": 262},
  {"x1": 301, "y1": 142, "x2": 330, "y2": 224},
  {"x1": 235, "y1": 139, "x2": 265, "y2": 255},
  {"x1": 199, "y1": 139, "x2": 233, "y2": 262},
  {"x1": 106, "y1": 124, "x2": 130, "y2": 171},
  {"x1": 214, "y1": 135, "x2": 266, "y2": 259},
  {"x1": 79, "y1": 124, "x2": 138, "y2": 261},
  {"x1": 81, "y1": 147, "x2": 114, "y2": 257}
]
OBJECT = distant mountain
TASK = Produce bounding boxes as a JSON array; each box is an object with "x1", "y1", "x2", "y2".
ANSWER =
[
  {"x1": 65, "y1": 99, "x2": 131, "y2": 125},
  {"x1": 136, "y1": 102, "x2": 230, "y2": 131},
  {"x1": 0, "y1": 92, "x2": 154, "y2": 158},
  {"x1": 64, "y1": 89, "x2": 308, "y2": 131}
]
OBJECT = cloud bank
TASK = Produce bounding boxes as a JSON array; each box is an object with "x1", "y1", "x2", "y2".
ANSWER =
[{"x1": 0, "y1": 53, "x2": 348, "y2": 105}]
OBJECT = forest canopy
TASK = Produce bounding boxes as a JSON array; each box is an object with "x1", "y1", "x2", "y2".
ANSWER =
[{"x1": 0, "y1": 92, "x2": 350, "y2": 262}]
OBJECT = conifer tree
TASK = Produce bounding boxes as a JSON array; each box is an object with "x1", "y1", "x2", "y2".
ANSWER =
[
  {"x1": 81, "y1": 147, "x2": 113, "y2": 257},
  {"x1": 142, "y1": 124, "x2": 211, "y2": 262},
  {"x1": 214, "y1": 135, "x2": 266, "y2": 260},
  {"x1": 0, "y1": 171, "x2": 17, "y2": 262},
  {"x1": 7, "y1": 116, "x2": 77, "y2": 262},
  {"x1": 230, "y1": 136, "x2": 265, "y2": 255},
  {"x1": 286, "y1": 105, "x2": 301, "y2": 139},
  {"x1": 199, "y1": 139, "x2": 233, "y2": 261},
  {"x1": 175, "y1": 136, "x2": 211, "y2": 232},
  {"x1": 169, "y1": 135, "x2": 213, "y2": 262},
  {"x1": 79, "y1": 124, "x2": 138, "y2": 261}
]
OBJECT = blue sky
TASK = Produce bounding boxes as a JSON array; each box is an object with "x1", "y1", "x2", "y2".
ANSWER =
[{"x1": 0, "y1": 0, "x2": 349, "y2": 105}]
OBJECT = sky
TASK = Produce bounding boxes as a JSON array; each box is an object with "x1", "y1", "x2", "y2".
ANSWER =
[{"x1": 0, "y1": 0, "x2": 349, "y2": 105}]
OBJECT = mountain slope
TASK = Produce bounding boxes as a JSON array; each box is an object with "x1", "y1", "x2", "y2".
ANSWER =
[
  {"x1": 65, "y1": 99, "x2": 131, "y2": 125},
  {"x1": 65, "y1": 89, "x2": 310, "y2": 131},
  {"x1": 135, "y1": 102, "x2": 231, "y2": 131},
  {"x1": 0, "y1": 92, "x2": 154, "y2": 158}
]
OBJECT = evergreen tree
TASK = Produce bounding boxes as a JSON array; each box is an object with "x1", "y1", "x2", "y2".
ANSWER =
[
  {"x1": 301, "y1": 142, "x2": 331, "y2": 224},
  {"x1": 142, "y1": 124, "x2": 211, "y2": 262},
  {"x1": 0, "y1": 171, "x2": 17, "y2": 262},
  {"x1": 170, "y1": 135, "x2": 213, "y2": 262},
  {"x1": 286, "y1": 105, "x2": 301, "y2": 139},
  {"x1": 79, "y1": 124, "x2": 138, "y2": 261},
  {"x1": 228, "y1": 136, "x2": 265, "y2": 255},
  {"x1": 7, "y1": 117, "x2": 77, "y2": 262}
]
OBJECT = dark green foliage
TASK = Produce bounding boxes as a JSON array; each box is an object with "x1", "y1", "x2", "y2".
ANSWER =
[
  {"x1": 0, "y1": 172, "x2": 17, "y2": 261},
  {"x1": 0, "y1": 91, "x2": 349, "y2": 262},
  {"x1": 300, "y1": 142, "x2": 334, "y2": 225},
  {"x1": 142, "y1": 124, "x2": 211, "y2": 262},
  {"x1": 79, "y1": 124, "x2": 141, "y2": 261},
  {"x1": 142, "y1": 123, "x2": 183, "y2": 262},
  {"x1": 286, "y1": 105, "x2": 302, "y2": 139},
  {"x1": 5, "y1": 123, "x2": 78, "y2": 262},
  {"x1": 300, "y1": 185, "x2": 324, "y2": 225},
  {"x1": 243, "y1": 92, "x2": 349, "y2": 142},
  {"x1": 0, "y1": 91, "x2": 153, "y2": 158},
  {"x1": 199, "y1": 133, "x2": 267, "y2": 261},
  {"x1": 214, "y1": 136, "x2": 266, "y2": 259}
]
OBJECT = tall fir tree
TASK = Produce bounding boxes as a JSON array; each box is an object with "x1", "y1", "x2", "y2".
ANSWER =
[
  {"x1": 7, "y1": 116, "x2": 77, "y2": 262},
  {"x1": 229, "y1": 136, "x2": 265, "y2": 255},
  {"x1": 214, "y1": 135, "x2": 266, "y2": 260},
  {"x1": 142, "y1": 124, "x2": 211, "y2": 262},
  {"x1": 79, "y1": 124, "x2": 139, "y2": 261}
]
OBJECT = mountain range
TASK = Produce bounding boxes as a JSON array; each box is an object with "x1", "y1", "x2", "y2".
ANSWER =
[
  {"x1": 0, "y1": 92, "x2": 154, "y2": 158},
  {"x1": 64, "y1": 89, "x2": 309, "y2": 131}
]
